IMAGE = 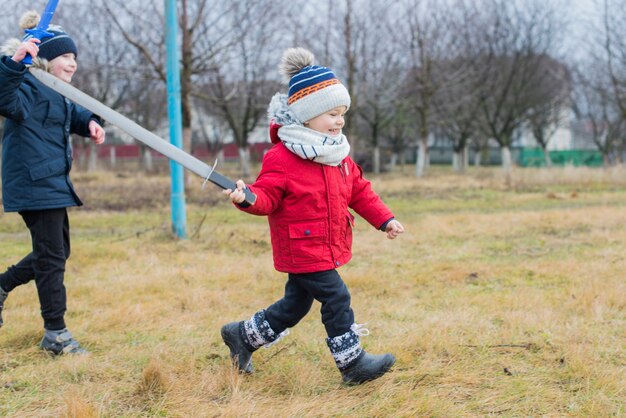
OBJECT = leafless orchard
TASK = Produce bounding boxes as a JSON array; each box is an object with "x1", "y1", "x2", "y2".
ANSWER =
[{"x1": 1, "y1": 0, "x2": 625, "y2": 176}]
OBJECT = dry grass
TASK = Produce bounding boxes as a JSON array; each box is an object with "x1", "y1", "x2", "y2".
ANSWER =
[{"x1": 0, "y1": 165, "x2": 625, "y2": 417}]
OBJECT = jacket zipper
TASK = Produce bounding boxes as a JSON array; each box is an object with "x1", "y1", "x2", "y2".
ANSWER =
[{"x1": 338, "y1": 163, "x2": 346, "y2": 183}]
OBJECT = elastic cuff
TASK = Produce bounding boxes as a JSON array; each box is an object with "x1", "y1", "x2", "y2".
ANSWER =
[
  {"x1": 379, "y1": 217, "x2": 395, "y2": 231},
  {"x1": 1, "y1": 56, "x2": 26, "y2": 73}
]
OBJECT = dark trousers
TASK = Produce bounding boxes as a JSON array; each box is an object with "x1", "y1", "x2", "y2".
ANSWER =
[
  {"x1": 0, "y1": 208, "x2": 70, "y2": 330},
  {"x1": 264, "y1": 269, "x2": 354, "y2": 338}
]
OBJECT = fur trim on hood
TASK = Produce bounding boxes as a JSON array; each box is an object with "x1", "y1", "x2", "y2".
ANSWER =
[
  {"x1": 1, "y1": 37, "x2": 50, "y2": 71},
  {"x1": 267, "y1": 93, "x2": 302, "y2": 126}
]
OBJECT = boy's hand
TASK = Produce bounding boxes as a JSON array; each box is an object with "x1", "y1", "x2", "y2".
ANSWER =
[
  {"x1": 223, "y1": 179, "x2": 252, "y2": 205},
  {"x1": 12, "y1": 38, "x2": 40, "y2": 63},
  {"x1": 89, "y1": 121, "x2": 106, "y2": 144},
  {"x1": 385, "y1": 220, "x2": 404, "y2": 240}
]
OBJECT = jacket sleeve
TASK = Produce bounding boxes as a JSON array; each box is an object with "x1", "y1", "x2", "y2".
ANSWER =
[
  {"x1": 70, "y1": 103, "x2": 103, "y2": 137},
  {"x1": 236, "y1": 149, "x2": 287, "y2": 216},
  {"x1": 346, "y1": 157, "x2": 394, "y2": 230},
  {"x1": 0, "y1": 56, "x2": 37, "y2": 122}
]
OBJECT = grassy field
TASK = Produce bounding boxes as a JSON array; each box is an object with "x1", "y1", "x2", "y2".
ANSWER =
[{"x1": 0, "y1": 166, "x2": 624, "y2": 417}]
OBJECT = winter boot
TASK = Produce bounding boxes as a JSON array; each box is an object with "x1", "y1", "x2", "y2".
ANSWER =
[
  {"x1": 221, "y1": 310, "x2": 288, "y2": 373},
  {"x1": 0, "y1": 286, "x2": 7, "y2": 328},
  {"x1": 221, "y1": 322, "x2": 255, "y2": 373},
  {"x1": 327, "y1": 323, "x2": 395, "y2": 385},
  {"x1": 40, "y1": 328, "x2": 87, "y2": 356},
  {"x1": 340, "y1": 351, "x2": 396, "y2": 385}
]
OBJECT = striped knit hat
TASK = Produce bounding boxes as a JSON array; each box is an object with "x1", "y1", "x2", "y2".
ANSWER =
[
  {"x1": 280, "y1": 48, "x2": 351, "y2": 123},
  {"x1": 37, "y1": 25, "x2": 77, "y2": 61}
]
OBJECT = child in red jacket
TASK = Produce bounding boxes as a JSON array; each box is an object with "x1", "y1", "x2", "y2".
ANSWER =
[{"x1": 221, "y1": 48, "x2": 404, "y2": 385}]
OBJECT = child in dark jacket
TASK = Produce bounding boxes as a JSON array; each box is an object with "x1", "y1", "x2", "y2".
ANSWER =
[
  {"x1": 221, "y1": 48, "x2": 404, "y2": 384},
  {"x1": 0, "y1": 11, "x2": 105, "y2": 355}
]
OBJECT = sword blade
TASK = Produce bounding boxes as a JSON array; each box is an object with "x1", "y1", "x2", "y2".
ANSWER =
[
  {"x1": 37, "y1": 0, "x2": 59, "y2": 30},
  {"x1": 29, "y1": 68, "x2": 256, "y2": 204}
]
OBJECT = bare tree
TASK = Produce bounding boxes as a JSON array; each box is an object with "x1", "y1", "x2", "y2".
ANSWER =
[
  {"x1": 574, "y1": 67, "x2": 624, "y2": 165},
  {"x1": 430, "y1": 56, "x2": 484, "y2": 171},
  {"x1": 196, "y1": 0, "x2": 286, "y2": 177},
  {"x1": 384, "y1": 101, "x2": 415, "y2": 171},
  {"x1": 100, "y1": 0, "x2": 241, "y2": 167},
  {"x1": 60, "y1": 0, "x2": 144, "y2": 171},
  {"x1": 298, "y1": 0, "x2": 366, "y2": 156},
  {"x1": 395, "y1": 0, "x2": 450, "y2": 177},
  {"x1": 601, "y1": 0, "x2": 626, "y2": 120},
  {"x1": 524, "y1": 58, "x2": 571, "y2": 167},
  {"x1": 470, "y1": 0, "x2": 566, "y2": 176},
  {"x1": 352, "y1": 0, "x2": 404, "y2": 174}
]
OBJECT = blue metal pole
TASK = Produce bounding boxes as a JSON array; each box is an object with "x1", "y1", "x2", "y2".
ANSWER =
[{"x1": 164, "y1": 0, "x2": 187, "y2": 238}]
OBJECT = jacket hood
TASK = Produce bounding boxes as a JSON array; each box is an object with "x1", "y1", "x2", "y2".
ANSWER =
[{"x1": 1, "y1": 38, "x2": 50, "y2": 71}]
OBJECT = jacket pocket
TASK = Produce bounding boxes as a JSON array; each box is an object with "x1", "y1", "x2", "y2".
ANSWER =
[
  {"x1": 29, "y1": 157, "x2": 67, "y2": 181},
  {"x1": 288, "y1": 220, "x2": 327, "y2": 265}
]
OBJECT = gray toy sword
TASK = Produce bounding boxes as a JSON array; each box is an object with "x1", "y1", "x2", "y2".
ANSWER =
[{"x1": 29, "y1": 68, "x2": 256, "y2": 205}]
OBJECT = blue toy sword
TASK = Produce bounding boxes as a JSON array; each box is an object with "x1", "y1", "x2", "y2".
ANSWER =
[{"x1": 22, "y1": 0, "x2": 59, "y2": 65}]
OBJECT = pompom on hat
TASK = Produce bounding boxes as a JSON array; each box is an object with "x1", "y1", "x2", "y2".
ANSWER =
[
  {"x1": 19, "y1": 10, "x2": 77, "y2": 62},
  {"x1": 279, "y1": 48, "x2": 351, "y2": 123}
]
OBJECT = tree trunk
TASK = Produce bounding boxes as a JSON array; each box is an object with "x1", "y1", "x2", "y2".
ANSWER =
[
  {"x1": 543, "y1": 146, "x2": 553, "y2": 167},
  {"x1": 109, "y1": 147, "x2": 116, "y2": 169},
  {"x1": 373, "y1": 146, "x2": 380, "y2": 174},
  {"x1": 142, "y1": 147, "x2": 153, "y2": 172},
  {"x1": 183, "y1": 126, "x2": 192, "y2": 184},
  {"x1": 415, "y1": 139, "x2": 428, "y2": 177},
  {"x1": 239, "y1": 146, "x2": 251, "y2": 178},
  {"x1": 501, "y1": 145, "x2": 513, "y2": 187},
  {"x1": 452, "y1": 150, "x2": 463, "y2": 172},
  {"x1": 615, "y1": 147, "x2": 624, "y2": 165},
  {"x1": 389, "y1": 152, "x2": 398, "y2": 171},
  {"x1": 501, "y1": 146, "x2": 513, "y2": 172},
  {"x1": 87, "y1": 141, "x2": 97, "y2": 172},
  {"x1": 463, "y1": 145, "x2": 469, "y2": 171},
  {"x1": 453, "y1": 147, "x2": 468, "y2": 173},
  {"x1": 474, "y1": 150, "x2": 482, "y2": 167}
]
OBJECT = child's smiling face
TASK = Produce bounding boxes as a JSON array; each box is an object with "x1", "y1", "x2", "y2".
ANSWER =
[
  {"x1": 305, "y1": 106, "x2": 347, "y2": 137},
  {"x1": 49, "y1": 53, "x2": 77, "y2": 83}
]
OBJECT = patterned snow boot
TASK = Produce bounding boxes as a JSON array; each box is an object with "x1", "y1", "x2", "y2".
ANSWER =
[
  {"x1": 327, "y1": 323, "x2": 395, "y2": 385},
  {"x1": 40, "y1": 328, "x2": 87, "y2": 356},
  {"x1": 0, "y1": 286, "x2": 7, "y2": 328},
  {"x1": 221, "y1": 310, "x2": 288, "y2": 373},
  {"x1": 0, "y1": 287, "x2": 9, "y2": 328}
]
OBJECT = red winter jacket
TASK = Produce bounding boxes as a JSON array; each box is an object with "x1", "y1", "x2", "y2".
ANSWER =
[{"x1": 236, "y1": 123, "x2": 394, "y2": 274}]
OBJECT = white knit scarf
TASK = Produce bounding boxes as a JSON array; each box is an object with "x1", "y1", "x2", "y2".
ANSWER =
[{"x1": 278, "y1": 125, "x2": 351, "y2": 166}]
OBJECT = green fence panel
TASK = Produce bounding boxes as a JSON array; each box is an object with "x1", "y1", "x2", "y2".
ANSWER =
[{"x1": 519, "y1": 148, "x2": 603, "y2": 167}]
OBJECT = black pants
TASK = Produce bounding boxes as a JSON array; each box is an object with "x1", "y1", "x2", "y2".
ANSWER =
[
  {"x1": 264, "y1": 269, "x2": 354, "y2": 338},
  {"x1": 0, "y1": 208, "x2": 70, "y2": 330}
]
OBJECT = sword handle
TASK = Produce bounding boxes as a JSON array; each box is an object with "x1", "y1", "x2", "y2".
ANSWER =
[
  {"x1": 209, "y1": 171, "x2": 257, "y2": 205},
  {"x1": 21, "y1": 0, "x2": 59, "y2": 65},
  {"x1": 21, "y1": 29, "x2": 53, "y2": 65}
]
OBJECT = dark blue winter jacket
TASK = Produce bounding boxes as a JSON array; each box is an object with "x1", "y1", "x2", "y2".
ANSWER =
[{"x1": 0, "y1": 56, "x2": 99, "y2": 212}]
